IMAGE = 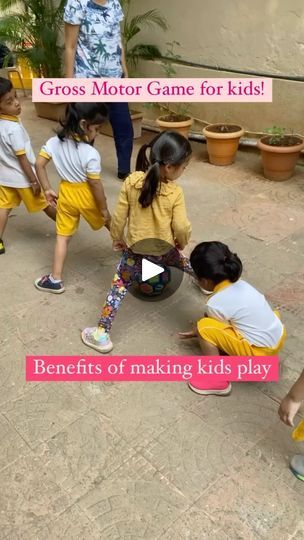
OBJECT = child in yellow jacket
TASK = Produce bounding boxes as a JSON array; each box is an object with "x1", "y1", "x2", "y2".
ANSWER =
[{"x1": 82, "y1": 131, "x2": 193, "y2": 352}]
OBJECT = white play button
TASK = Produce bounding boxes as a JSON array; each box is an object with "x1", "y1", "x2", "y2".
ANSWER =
[{"x1": 142, "y1": 259, "x2": 164, "y2": 282}]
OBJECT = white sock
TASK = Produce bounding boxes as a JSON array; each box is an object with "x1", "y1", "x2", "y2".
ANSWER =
[{"x1": 49, "y1": 274, "x2": 62, "y2": 284}]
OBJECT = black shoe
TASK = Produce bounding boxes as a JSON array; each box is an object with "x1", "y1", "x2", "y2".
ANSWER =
[
  {"x1": 0, "y1": 238, "x2": 5, "y2": 254},
  {"x1": 117, "y1": 172, "x2": 130, "y2": 180}
]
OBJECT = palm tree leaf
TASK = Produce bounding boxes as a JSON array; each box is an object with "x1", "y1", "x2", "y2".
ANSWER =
[
  {"x1": 127, "y1": 10, "x2": 168, "y2": 32},
  {"x1": 127, "y1": 43, "x2": 162, "y2": 67},
  {"x1": 0, "y1": 0, "x2": 65, "y2": 77},
  {"x1": 0, "y1": 0, "x2": 21, "y2": 11}
]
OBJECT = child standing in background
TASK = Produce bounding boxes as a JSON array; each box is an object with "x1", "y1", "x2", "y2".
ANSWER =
[
  {"x1": 0, "y1": 78, "x2": 55, "y2": 254},
  {"x1": 81, "y1": 131, "x2": 193, "y2": 353},
  {"x1": 34, "y1": 103, "x2": 111, "y2": 293},
  {"x1": 180, "y1": 241, "x2": 286, "y2": 396}
]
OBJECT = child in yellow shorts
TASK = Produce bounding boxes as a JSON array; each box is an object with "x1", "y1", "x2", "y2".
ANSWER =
[
  {"x1": 0, "y1": 78, "x2": 55, "y2": 254},
  {"x1": 180, "y1": 241, "x2": 286, "y2": 396},
  {"x1": 34, "y1": 103, "x2": 111, "y2": 293}
]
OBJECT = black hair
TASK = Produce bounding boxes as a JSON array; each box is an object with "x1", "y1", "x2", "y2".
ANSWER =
[
  {"x1": 136, "y1": 131, "x2": 192, "y2": 208},
  {"x1": 0, "y1": 77, "x2": 13, "y2": 100},
  {"x1": 190, "y1": 241, "x2": 243, "y2": 284},
  {"x1": 57, "y1": 102, "x2": 108, "y2": 142}
]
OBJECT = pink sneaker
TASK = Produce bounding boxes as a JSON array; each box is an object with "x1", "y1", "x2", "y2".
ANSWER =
[{"x1": 188, "y1": 380, "x2": 232, "y2": 396}]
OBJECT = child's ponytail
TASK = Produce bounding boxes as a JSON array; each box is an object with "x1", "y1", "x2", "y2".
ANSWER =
[
  {"x1": 223, "y1": 252, "x2": 242, "y2": 282},
  {"x1": 57, "y1": 103, "x2": 108, "y2": 142},
  {"x1": 136, "y1": 131, "x2": 192, "y2": 209},
  {"x1": 58, "y1": 104, "x2": 78, "y2": 141},
  {"x1": 138, "y1": 162, "x2": 161, "y2": 208}
]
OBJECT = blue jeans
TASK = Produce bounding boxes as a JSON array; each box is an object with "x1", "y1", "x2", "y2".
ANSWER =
[{"x1": 107, "y1": 102, "x2": 133, "y2": 175}]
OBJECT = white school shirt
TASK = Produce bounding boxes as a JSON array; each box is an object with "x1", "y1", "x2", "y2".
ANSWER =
[
  {"x1": 0, "y1": 115, "x2": 36, "y2": 188},
  {"x1": 206, "y1": 279, "x2": 284, "y2": 348},
  {"x1": 39, "y1": 136, "x2": 101, "y2": 182}
]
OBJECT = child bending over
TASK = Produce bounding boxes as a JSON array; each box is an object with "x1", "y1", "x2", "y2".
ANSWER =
[{"x1": 180, "y1": 241, "x2": 286, "y2": 396}]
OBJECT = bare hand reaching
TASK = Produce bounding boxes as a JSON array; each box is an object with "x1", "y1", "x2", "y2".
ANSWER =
[
  {"x1": 278, "y1": 395, "x2": 302, "y2": 427},
  {"x1": 113, "y1": 240, "x2": 127, "y2": 252}
]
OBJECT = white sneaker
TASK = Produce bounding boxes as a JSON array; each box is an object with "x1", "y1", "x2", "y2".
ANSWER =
[{"x1": 81, "y1": 326, "x2": 113, "y2": 353}]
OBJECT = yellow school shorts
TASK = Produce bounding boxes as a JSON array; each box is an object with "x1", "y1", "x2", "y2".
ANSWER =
[
  {"x1": 56, "y1": 181, "x2": 104, "y2": 236},
  {"x1": 0, "y1": 185, "x2": 48, "y2": 213},
  {"x1": 197, "y1": 312, "x2": 286, "y2": 356}
]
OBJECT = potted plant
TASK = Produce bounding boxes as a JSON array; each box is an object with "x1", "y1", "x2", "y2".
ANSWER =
[
  {"x1": 202, "y1": 123, "x2": 245, "y2": 166},
  {"x1": 257, "y1": 127, "x2": 304, "y2": 181},
  {"x1": 120, "y1": 0, "x2": 168, "y2": 73},
  {"x1": 0, "y1": 0, "x2": 66, "y2": 122},
  {"x1": 156, "y1": 41, "x2": 193, "y2": 138},
  {"x1": 99, "y1": 0, "x2": 167, "y2": 140}
]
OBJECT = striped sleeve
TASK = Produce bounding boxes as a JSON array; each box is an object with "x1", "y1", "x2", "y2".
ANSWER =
[{"x1": 39, "y1": 139, "x2": 53, "y2": 160}]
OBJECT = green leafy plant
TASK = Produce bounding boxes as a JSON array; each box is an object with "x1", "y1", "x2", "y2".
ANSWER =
[
  {"x1": 121, "y1": 0, "x2": 168, "y2": 71},
  {"x1": 160, "y1": 40, "x2": 181, "y2": 77},
  {"x1": 265, "y1": 126, "x2": 286, "y2": 146},
  {"x1": 0, "y1": 0, "x2": 65, "y2": 77},
  {"x1": 264, "y1": 126, "x2": 301, "y2": 147},
  {"x1": 159, "y1": 41, "x2": 191, "y2": 121}
]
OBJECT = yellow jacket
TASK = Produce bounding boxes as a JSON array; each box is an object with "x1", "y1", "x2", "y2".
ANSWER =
[{"x1": 110, "y1": 171, "x2": 192, "y2": 255}]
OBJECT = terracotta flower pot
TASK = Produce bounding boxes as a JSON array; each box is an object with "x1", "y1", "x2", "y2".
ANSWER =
[
  {"x1": 257, "y1": 135, "x2": 304, "y2": 181},
  {"x1": 156, "y1": 115, "x2": 193, "y2": 139},
  {"x1": 202, "y1": 123, "x2": 244, "y2": 166},
  {"x1": 34, "y1": 102, "x2": 67, "y2": 122}
]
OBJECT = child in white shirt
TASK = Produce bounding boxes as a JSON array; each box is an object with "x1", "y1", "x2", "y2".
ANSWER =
[
  {"x1": 0, "y1": 77, "x2": 55, "y2": 254},
  {"x1": 180, "y1": 241, "x2": 286, "y2": 396},
  {"x1": 34, "y1": 102, "x2": 110, "y2": 293}
]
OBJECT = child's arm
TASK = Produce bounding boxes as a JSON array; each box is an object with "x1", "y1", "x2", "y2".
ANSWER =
[
  {"x1": 179, "y1": 326, "x2": 198, "y2": 339},
  {"x1": 121, "y1": 43, "x2": 129, "y2": 78},
  {"x1": 179, "y1": 313, "x2": 208, "y2": 339},
  {"x1": 110, "y1": 181, "x2": 129, "y2": 246},
  {"x1": 171, "y1": 190, "x2": 192, "y2": 250},
  {"x1": 17, "y1": 154, "x2": 41, "y2": 196},
  {"x1": 87, "y1": 177, "x2": 111, "y2": 227},
  {"x1": 35, "y1": 155, "x2": 58, "y2": 207},
  {"x1": 64, "y1": 23, "x2": 80, "y2": 78},
  {"x1": 278, "y1": 369, "x2": 304, "y2": 426}
]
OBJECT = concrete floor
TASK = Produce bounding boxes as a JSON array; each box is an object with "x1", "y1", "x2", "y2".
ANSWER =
[{"x1": 1, "y1": 97, "x2": 304, "y2": 539}]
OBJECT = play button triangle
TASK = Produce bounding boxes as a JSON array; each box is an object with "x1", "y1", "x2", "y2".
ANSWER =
[{"x1": 142, "y1": 259, "x2": 164, "y2": 282}]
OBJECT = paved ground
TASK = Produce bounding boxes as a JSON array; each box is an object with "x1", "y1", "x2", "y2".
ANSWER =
[{"x1": 1, "y1": 97, "x2": 304, "y2": 539}]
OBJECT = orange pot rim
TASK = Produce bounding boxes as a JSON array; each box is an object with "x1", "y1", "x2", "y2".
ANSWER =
[
  {"x1": 257, "y1": 136, "x2": 304, "y2": 154},
  {"x1": 156, "y1": 116, "x2": 193, "y2": 129},
  {"x1": 203, "y1": 123, "x2": 244, "y2": 140}
]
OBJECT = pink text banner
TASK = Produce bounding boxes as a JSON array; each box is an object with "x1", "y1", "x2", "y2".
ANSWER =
[
  {"x1": 32, "y1": 78, "x2": 272, "y2": 103},
  {"x1": 26, "y1": 356, "x2": 279, "y2": 382}
]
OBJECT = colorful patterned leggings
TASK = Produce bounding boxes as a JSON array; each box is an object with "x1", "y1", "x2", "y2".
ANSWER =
[{"x1": 98, "y1": 248, "x2": 193, "y2": 332}]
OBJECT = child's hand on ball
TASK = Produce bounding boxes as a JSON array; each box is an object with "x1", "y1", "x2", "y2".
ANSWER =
[{"x1": 113, "y1": 240, "x2": 127, "y2": 252}]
